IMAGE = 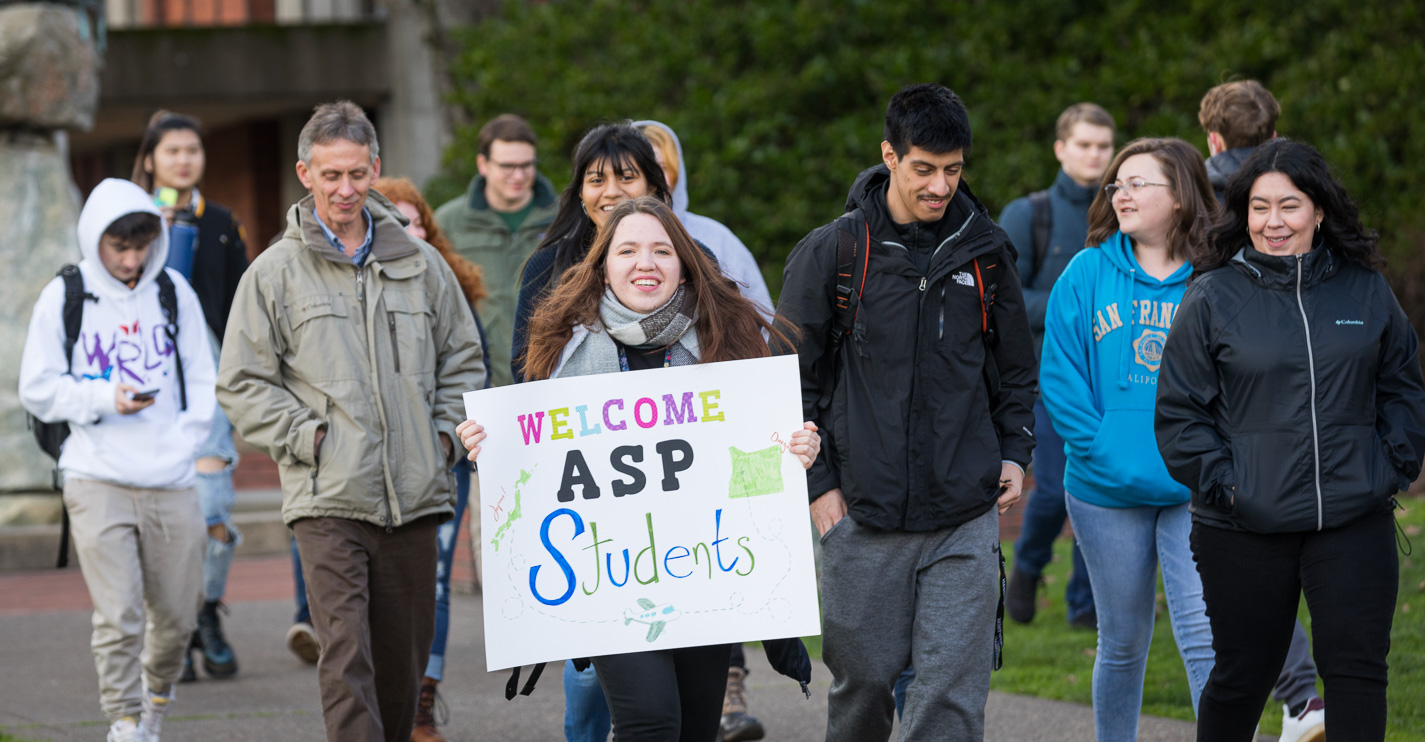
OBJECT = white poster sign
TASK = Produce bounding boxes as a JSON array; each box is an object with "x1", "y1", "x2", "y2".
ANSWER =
[{"x1": 464, "y1": 354, "x2": 821, "y2": 671}]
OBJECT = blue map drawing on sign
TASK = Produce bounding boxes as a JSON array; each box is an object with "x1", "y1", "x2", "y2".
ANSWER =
[{"x1": 623, "y1": 598, "x2": 682, "y2": 643}]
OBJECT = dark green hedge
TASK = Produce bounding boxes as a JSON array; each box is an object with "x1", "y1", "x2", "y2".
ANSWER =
[{"x1": 433, "y1": 0, "x2": 1425, "y2": 299}]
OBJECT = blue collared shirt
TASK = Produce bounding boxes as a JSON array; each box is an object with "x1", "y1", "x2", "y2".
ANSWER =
[{"x1": 312, "y1": 206, "x2": 373, "y2": 266}]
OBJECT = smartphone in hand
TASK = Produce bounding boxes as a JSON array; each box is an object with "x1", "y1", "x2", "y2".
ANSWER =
[{"x1": 128, "y1": 388, "x2": 161, "y2": 402}]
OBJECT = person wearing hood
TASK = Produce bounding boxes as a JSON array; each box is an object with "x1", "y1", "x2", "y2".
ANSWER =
[
  {"x1": 777, "y1": 84, "x2": 1036, "y2": 740},
  {"x1": 217, "y1": 102, "x2": 484, "y2": 742},
  {"x1": 434, "y1": 114, "x2": 558, "y2": 388},
  {"x1": 20, "y1": 178, "x2": 216, "y2": 742},
  {"x1": 1198, "y1": 80, "x2": 1280, "y2": 204},
  {"x1": 634, "y1": 118, "x2": 772, "y2": 742},
  {"x1": 635, "y1": 121, "x2": 773, "y2": 317},
  {"x1": 1040, "y1": 138, "x2": 1217, "y2": 740}
]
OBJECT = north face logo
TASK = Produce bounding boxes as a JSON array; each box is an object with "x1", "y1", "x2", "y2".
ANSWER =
[{"x1": 952, "y1": 271, "x2": 975, "y2": 287}]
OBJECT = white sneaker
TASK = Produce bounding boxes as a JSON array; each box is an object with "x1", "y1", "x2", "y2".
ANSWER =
[
  {"x1": 1279, "y1": 698, "x2": 1326, "y2": 742},
  {"x1": 138, "y1": 685, "x2": 174, "y2": 741},
  {"x1": 107, "y1": 716, "x2": 142, "y2": 742}
]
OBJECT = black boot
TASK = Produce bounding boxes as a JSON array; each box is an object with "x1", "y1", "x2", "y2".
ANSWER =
[
  {"x1": 1006, "y1": 567, "x2": 1041, "y2": 624},
  {"x1": 179, "y1": 631, "x2": 198, "y2": 683},
  {"x1": 197, "y1": 600, "x2": 238, "y2": 678}
]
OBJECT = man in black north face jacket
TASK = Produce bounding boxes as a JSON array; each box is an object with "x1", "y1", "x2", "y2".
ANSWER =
[{"x1": 776, "y1": 84, "x2": 1036, "y2": 741}]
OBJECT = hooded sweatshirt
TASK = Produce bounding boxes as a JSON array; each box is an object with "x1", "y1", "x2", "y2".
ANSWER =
[
  {"x1": 633, "y1": 120, "x2": 773, "y2": 314},
  {"x1": 19, "y1": 178, "x2": 216, "y2": 489},
  {"x1": 1039, "y1": 231, "x2": 1189, "y2": 508}
]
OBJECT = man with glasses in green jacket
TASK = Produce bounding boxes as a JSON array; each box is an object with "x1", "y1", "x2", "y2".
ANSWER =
[{"x1": 435, "y1": 114, "x2": 559, "y2": 388}]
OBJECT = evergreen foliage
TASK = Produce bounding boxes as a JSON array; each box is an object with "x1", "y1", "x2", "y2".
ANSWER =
[{"x1": 435, "y1": 0, "x2": 1425, "y2": 299}]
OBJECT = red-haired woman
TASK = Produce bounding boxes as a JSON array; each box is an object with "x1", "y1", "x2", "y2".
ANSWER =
[{"x1": 374, "y1": 177, "x2": 492, "y2": 742}]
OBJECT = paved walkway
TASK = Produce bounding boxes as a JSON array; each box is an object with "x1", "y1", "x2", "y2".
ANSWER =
[{"x1": 0, "y1": 556, "x2": 1209, "y2": 741}]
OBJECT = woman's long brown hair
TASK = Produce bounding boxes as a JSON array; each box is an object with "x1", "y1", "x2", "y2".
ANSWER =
[
  {"x1": 522, "y1": 197, "x2": 793, "y2": 381},
  {"x1": 373, "y1": 177, "x2": 488, "y2": 307}
]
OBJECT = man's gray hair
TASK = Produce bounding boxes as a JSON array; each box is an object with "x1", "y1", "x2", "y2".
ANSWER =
[{"x1": 298, "y1": 100, "x2": 379, "y2": 165}]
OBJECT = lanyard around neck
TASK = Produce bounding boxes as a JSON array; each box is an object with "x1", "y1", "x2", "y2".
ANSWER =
[{"x1": 617, "y1": 344, "x2": 673, "y2": 373}]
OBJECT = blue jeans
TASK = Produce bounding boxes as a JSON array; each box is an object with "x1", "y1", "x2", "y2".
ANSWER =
[
  {"x1": 425, "y1": 461, "x2": 470, "y2": 681},
  {"x1": 563, "y1": 660, "x2": 611, "y2": 742},
  {"x1": 1065, "y1": 494, "x2": 1214, "y2": 742},
  {"x1": 1012, "y1": 400, "x2": 1094, "y2": 622},
  {"x1": 196, "y1": 382, "x2": 241, "y2": 602},
  {"x1": 292, "y1": 536, "x2": 310, "y2": 625}
]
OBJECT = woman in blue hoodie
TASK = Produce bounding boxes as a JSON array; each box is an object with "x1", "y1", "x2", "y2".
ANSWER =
[{"x1": 1040, "y1": 138, "x2": 1217, "y2": 741}]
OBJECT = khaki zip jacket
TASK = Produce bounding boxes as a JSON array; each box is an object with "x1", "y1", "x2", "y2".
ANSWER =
[{"x1": 218, "y1": 192, "x2": 485, "y2": 527}]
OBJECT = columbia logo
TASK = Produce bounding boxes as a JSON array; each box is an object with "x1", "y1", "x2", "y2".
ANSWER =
[
  {"x1": 1336, "y1": 319, "x2": 1364, "y2": 326},
  {"x1": 952, "y1": 271, "x2": 974, "y2": 287}
]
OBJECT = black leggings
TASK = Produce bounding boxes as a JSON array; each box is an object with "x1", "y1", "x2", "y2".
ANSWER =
[
  {"x1": 592, "y1": 643, "x2": 733, "y2": 742},
  {"x1": 1190, "y1": 509, "x2": 1398, "y2": 742}
]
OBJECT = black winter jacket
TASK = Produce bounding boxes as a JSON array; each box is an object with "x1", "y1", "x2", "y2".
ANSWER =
[
  {"x1": 188, "y1": 197, "x2": 249, "y2": 340},
  {"x1": 778, "y1": 165, "x2": 1037, "y2": 532},
  {"x1": 1155, "y1": 246, "x2": 1425, "y2": 533}
]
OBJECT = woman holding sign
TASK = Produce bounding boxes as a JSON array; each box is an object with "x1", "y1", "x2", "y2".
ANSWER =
[{"x1": 461, "y1": 196, "x2": 819, "y2": 742}]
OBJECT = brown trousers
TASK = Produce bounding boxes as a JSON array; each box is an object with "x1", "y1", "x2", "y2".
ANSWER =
[{"x1": 292, "y1": 515, "x2": 439, "y2": 742}]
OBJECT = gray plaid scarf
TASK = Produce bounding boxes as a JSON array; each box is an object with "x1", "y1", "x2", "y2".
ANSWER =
[{"x1": 553, "y1": 286, "x2": 700, "y2": 378}]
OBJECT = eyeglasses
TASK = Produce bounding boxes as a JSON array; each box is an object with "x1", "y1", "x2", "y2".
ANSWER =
[
  {"x1": 1104, "y1": 178, "x2": 1168, "y2": 199},
  {"x1": 490, "y1": 159, "x2": 537, "y2": 175}
]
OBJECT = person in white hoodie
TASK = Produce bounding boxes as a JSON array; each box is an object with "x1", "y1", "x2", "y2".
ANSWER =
[
  {"x1": 635, "y1": 120, "x2": 774, "y2": 316},
  {"x1": 19, "y1": 178, "x2": 215, "y2": 742}
]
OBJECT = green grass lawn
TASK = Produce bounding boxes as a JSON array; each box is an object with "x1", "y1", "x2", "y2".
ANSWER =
[
  {"x1": 799, "y1": 495, "x2": 1424, "y2": 739},
  {"x1": 986, "y1": 495, "x2": 1425, "y2": 740}
]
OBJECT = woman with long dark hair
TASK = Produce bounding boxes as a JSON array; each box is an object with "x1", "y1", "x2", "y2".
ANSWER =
[
  {"x1": 510, "y1": 122, "x2": 672, "y2": 383},
  {"x1": 1156, "y1": 138, "x2": 1425, "y2": 741},
  {"x1": 132, "y1": 110, "x2": 249, "y2": 684},
  {"x1": 463, "y1": 197, "x2": 817, "y2": 741}
]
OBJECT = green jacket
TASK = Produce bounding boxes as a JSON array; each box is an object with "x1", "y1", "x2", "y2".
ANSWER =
[
  {"x1": 434, "y1": 173, "x2": 558, "y2": 387},
  {"x1": 218, "y1": 191, "x2": 486, "y2": 527}
]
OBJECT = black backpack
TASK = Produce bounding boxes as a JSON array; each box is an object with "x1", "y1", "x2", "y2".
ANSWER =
[
  {"x1": 1028, "y1": 188, "x2": 1053, "y2": 279},
  {"x1": 28, "y1": 265, "x2": 186, "y2": 567}
]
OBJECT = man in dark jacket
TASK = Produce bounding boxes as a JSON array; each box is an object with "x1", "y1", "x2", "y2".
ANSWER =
[
  {"x1": 1199, "y1": 79, "x2": 1280, "y2": 204},
  {"x1": 777, "y1": 83, "x2": 1036, "y2": 740},
  {"x1": 998, "y1": 103, "x2": 1115, "y2": 630}
]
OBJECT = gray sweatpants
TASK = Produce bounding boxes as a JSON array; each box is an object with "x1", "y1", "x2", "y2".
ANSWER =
[
  {"x1": 821, "y1": 506, "x2": 1000, "y2": 741},
  {"x1": 63, "y1": 478, "x2": 205, "y2": 722}
]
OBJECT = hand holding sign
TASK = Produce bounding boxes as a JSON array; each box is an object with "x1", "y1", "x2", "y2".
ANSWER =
[
  {"x1": 457, "y1": 419, "x2": 487, "y2": 462},
  {"x1": 463, "y1": 354, "x2": 822, "y2": 671}
]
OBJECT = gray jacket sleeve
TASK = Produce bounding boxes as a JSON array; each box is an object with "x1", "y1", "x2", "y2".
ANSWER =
[{"x1": 217, "y1": 268, "x2": 323, "y2": 468}]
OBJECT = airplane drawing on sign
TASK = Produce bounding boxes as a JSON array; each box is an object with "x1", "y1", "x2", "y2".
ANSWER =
[{"x1": 623, "y1": 599, "x2": 681, "y2": 643}]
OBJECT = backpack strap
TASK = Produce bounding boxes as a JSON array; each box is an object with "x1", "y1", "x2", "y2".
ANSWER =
[
  {"x1": 973, "y1": 257, "x2": 1002, "y2": 396},
  {"x1": 816, "y1": 210, "x2": 870, "y2": 412},
  {"x1": 55, "y1": 264, "x2": 94, "y2": 570},
  {"x1": 58, "y1": 264, "x2": 95, "y2": 372},
  {"x1": 1028, "y1": 189, "x2": 1052, "y2": 278},
  {"x1": 155, "y1": 271, "x2": 187, "y2": 411}
]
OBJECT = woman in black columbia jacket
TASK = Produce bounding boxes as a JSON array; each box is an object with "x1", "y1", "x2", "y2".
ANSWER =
[{"x1": 1155, "y1": 139, "x2": 1425, "y2": 741}]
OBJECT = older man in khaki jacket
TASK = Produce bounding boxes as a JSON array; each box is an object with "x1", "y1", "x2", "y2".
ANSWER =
[{"x1": 218, "y1": 101, "x2": 484, "y2": 742}]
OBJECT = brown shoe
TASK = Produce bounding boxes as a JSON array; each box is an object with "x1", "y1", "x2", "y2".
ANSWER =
[
  {"x1": 411, "y1": 676, "x2": 447, "y2": 742},
  {"x1": 719, "y1": 666, "x2": 765, "y2": 741}
]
